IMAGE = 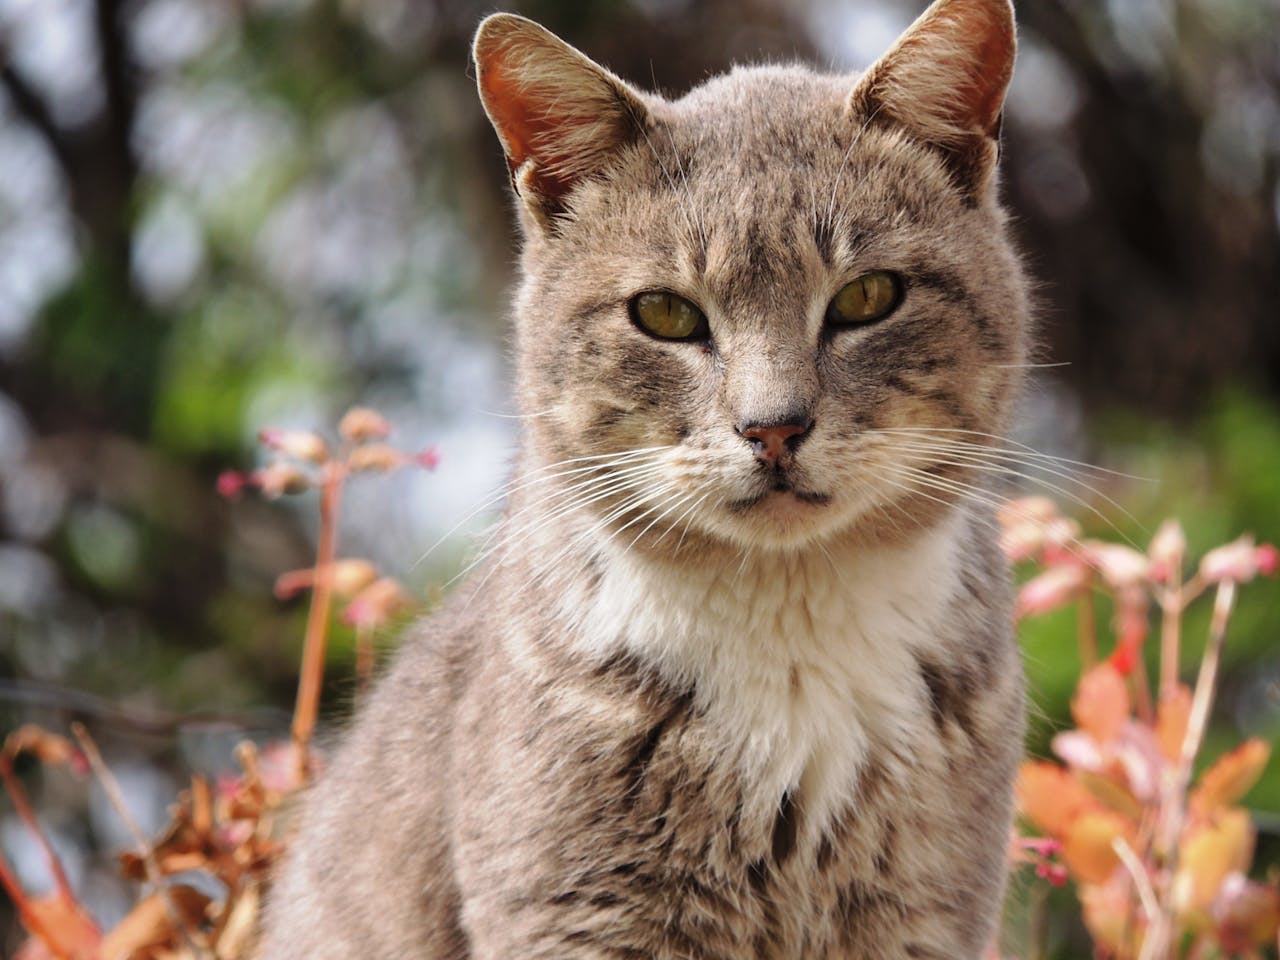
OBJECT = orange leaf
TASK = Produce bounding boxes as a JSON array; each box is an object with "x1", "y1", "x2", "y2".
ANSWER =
[
  {"x1": 1076, "y1": 771, "x2": 1144, "y2": 820},
  {"x1": 1062, "y1": 810, "x2": 1130, "y2": 885},
  {"x1": 1191, "y1": 739, "x2": 1271, "y2": 814},
  {"x1": 1081, "y1": 874, "x2": 1141, "y2": 956},
  {"x1": 1156, "y1": 685, "x2": 1192, "y2": 762},
  {"x1": 1071, "y1": 663, "x2": 1130, "y2": 744},
  {"x1": 1178, "y1": 809, "x2": 1254, "y2": 911},
  {"x1": 1015, "y1": 761, "x2": 1099, "y2": 837}
]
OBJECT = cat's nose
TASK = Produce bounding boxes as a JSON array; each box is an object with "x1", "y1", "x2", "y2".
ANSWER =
[{"x1": 738, "y1": 418, "x2": 812, "y2": 466}]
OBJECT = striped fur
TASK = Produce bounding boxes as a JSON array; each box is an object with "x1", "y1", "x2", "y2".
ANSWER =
[{"x1": 259, "y1": 2, "x2": 1030, "y2": 957}]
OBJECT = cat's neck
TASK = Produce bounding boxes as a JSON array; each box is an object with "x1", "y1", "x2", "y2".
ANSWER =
[{"x1": 515, "y1": 506, "x2": 973, "y2": 835}]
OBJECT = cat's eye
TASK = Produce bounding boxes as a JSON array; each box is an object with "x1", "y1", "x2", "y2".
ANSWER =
[
  {"x1": 629, "y1": 291, "x2": 709, "y2": 341},
  {"x1": 826, "y1": 272, "x2": 903, "y2": 327}
]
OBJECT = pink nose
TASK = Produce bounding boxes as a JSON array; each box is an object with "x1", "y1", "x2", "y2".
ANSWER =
[{"x1": 740, "y1": 421, "x2": 810, "y2": 465}]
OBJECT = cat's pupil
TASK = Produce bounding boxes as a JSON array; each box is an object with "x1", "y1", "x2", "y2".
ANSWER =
[
  {"x1": 826, "y1": 271, "x2": 902, "y2": 327},
  {"x1": 629, "y1": 291, "x2": 708, "y2": 341}
]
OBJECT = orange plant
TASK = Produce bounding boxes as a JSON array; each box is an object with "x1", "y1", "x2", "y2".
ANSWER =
[
  {"x1": 1, "y1": 407, "x2": 432, "y2": 959},
  {"x1": 1003, "y1": 497, "x2": 1279, "y2": 959}
]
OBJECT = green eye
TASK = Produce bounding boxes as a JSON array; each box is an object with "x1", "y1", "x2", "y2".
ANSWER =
[
  {"x1": 629, "y1": 291, "x2": 709, "y2": 341},
  {"x1": 826, "y1": 272, "x2": 902, "y2": 327}
]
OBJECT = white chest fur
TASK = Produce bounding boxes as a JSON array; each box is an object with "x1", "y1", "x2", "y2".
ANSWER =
[{"x1": 562, "y1": 514, "x2": 968, "y2": 838}]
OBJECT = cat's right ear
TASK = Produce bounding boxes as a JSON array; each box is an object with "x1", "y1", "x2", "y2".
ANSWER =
[
  {"x1": 473, "y1": 15, "x2": 650, "y2": 226},
  {"x1": 848, "y1": 0, "x2": 1016, "y2": 200}
]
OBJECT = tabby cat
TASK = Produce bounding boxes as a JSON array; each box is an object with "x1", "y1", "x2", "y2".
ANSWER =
[{"x1": 259, "y1": 0, "x2": 1031, "y2": 956}]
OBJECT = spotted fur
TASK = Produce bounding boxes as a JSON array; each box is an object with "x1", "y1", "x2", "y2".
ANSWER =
[{"x1": 260, "y1": 1, "x2": 1029, "y2": 957}]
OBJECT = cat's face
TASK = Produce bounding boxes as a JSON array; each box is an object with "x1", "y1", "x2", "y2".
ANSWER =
[{"x1": 476, "y1": 0, "x2": 1029, "y2": 552}]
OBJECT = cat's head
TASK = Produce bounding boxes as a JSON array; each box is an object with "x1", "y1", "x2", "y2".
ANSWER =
[{"x1": 474, "y1": 0, "x2": 1030, "y2": 553}]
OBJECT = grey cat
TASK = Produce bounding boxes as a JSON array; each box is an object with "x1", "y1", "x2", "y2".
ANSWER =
[{"x1": 258, "y1": 0, "x2": 1030, "y2": 956}]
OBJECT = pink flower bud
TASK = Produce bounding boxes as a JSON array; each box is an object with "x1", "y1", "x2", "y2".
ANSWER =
[
  {"x1": 1020, "y1": 837, "x2": 1063, "y2": 858},
  {"x1": 1016, "y1": 563, "x2": 1089, "y2": 619},
  {"x1": 1200, "y1": 535, "x2": 1271, "y2": 584},
  {"x1": 1041, "y1": 517, "x2": 1083, "y2": 566},
  {"x1": 331, "y1": 559, "x2": 380, "y2": 596},
  {"x1": 1036, "y1": 862, "x2": 1069, "y2": 887},
  {"x1": 1256, "y1": 543, "x2": 1278, "y2": 577},
  {"x1": 253, "y1": 462, "x2": 312, "y2": 498},
  {"x1": 1085, "y1": 542, "x2": 1150, "y2": 590},
  {"x1": 415, "y1": 446, "x2": 441, "y2": 470},
  {"x1": 1148, "y1": 519, "x2": 1186, "y2": 583},
  {"x1": 258, "y1": 428, "x2": 330, "y2": 464},
  {"x1": 998, "y1": 496, "x2": 1058, "y2": 532},
  {"x1": 347, "y1": 443, "x2": 406, "y2": 473},
  {"x1": 274, "y1": 559, "x2": 379, "y2": 600},
  {"x1": 342, "y1": 577, "x2": 412, "y2": 628},
  {"x1": 339, "y1": 407, "x2": 392, "y2": 443},
  {"x1": 273, "y1": 567, "x2": 315, "y2": 600},
  {"x1": 217, "y1": 470, "x2": 249, "y2": 499}
]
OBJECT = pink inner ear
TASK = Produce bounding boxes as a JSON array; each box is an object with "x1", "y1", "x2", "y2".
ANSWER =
[
  {"x1": 477, "y1": 42, "x2": 592, "y2": 200},
  {"x1": 870, "y1": 0, "x2": 1016, "y2": 143},
  {"x1": 954, "y1": 13, "x2": 1015, "y2": 137}
]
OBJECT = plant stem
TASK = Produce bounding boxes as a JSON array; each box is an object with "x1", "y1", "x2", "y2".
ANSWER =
[
  {"x1": 0, "y1": 758, "x2": 75, "y2": 904},
  {"x1": 1159, "y1": 566, "x2": 1184, "y2": 700},
  {"x1": 1028, "y1": 880, "x2": 1048, "y2": 960},
  {"x1": 1079, "y1": 581, "x2": 1099, "y2": 669},
  {"x1": 290, "y1": 462, "x2": 345, "y2": 782},
  {"x1": 71, "y1": 723, "x2": 211, "y2": 958},
  {"x1": 0, "y1": 848, "x2": 75, "y2": 959},
  {"x1": 1142, "y1": 579, "x2": 1237, "y2": 960},
  {"x1": 1131, "y1": 653, "x2": 1154, "y2": 725}
]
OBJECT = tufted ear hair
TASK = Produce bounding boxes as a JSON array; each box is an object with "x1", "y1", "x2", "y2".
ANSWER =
[
  {"x1": 848, "y1": 0, "x2": 1016, "y2": 199},
  {"x1": 473, "y1": 14, "x2": 651, "y2": 224}
]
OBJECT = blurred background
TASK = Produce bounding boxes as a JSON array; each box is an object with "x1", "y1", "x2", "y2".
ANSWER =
[{"x1": 0, "y1": 0, "x2": 1276, "y2": 954}]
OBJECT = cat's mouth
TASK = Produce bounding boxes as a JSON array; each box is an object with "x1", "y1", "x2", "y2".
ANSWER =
[{"x1": 726, "y1": 478, "x2": 832, "y2": 513}]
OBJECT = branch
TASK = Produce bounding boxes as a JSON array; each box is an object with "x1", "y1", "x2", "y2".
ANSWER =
[{"x1": 0, "y1": 58, "x2": 74, "y2": 175}]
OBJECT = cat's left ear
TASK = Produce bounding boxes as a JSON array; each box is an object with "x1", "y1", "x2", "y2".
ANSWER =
[
  {"x1": 849, "y1": 0, "x2": 1016, "y2": 199},
  {"x1": 473, "y1": 14, "x2": 651, "y2": 224}
]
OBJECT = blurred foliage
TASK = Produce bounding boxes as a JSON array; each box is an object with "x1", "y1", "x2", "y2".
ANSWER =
[
  {"x1": 0, "y1": 0, "x2": 1277, "y2": 951},
  {"x1": 1023, "y1": 392, "x2": 1280, "y2": 805}
]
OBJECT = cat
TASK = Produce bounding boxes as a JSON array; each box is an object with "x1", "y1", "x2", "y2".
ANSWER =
[{"x1": 258, "y1": 0, "x2": 1030, "y2": 956}]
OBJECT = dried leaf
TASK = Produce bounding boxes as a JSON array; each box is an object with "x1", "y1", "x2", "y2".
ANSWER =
[
  {"x1": 1071, "y1": 663, "x2": 1130, "y2": 744},
  {"x1": 216, "y1": 881, "x2": 262, "y2": 958},
  {"x1": 99, "y1": 893, "x2": 173, "y2": 959},
  {"x1": 1191, "y1": 739, "x2": 1271, "y2": 815},
  {"x1": 100, "y1": 885, "x2": 212, "y2": 959},
  {"x1": 3, "y1": 726, "x2": 86, "y2": 774}
]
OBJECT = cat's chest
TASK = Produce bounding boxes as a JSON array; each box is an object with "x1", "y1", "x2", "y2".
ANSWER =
[{"x1": 559, "y1": 517, "x2": 966, "y2": 839}]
